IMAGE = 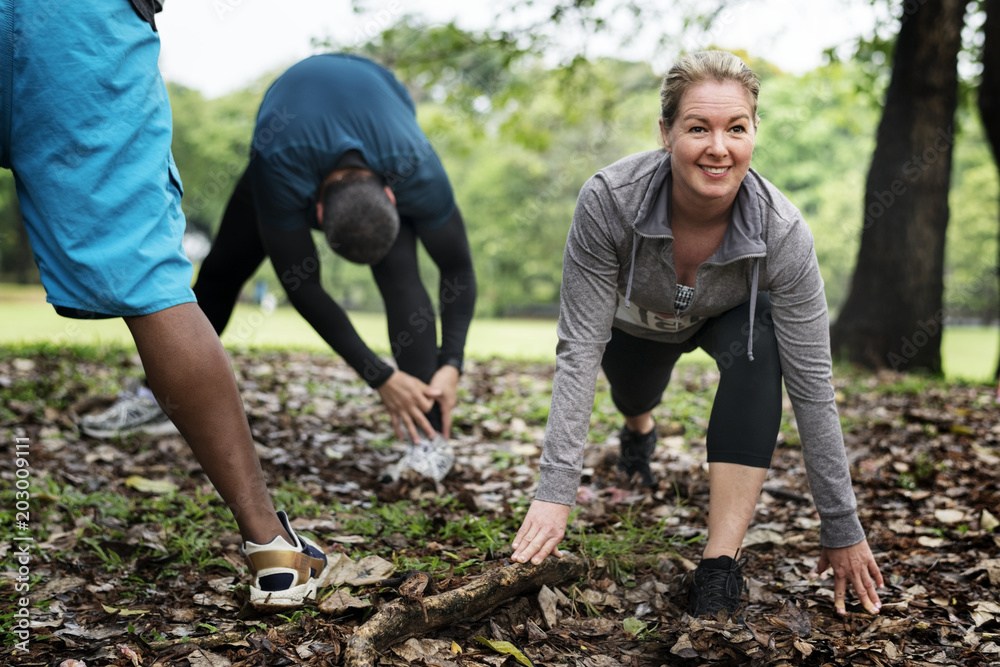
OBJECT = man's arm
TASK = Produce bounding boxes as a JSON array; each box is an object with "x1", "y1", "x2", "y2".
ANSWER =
[
  {"x1": 416, "y1": 208, "x2": 476, "y2": 437},
  {"x1": 258, "y1": 222, "x2": 440, "y2": 440},
  {"x1": 257, "y1": 222, "x2": 394, "y2": 387},
  {"x1": 416, "y1": 208, "x2": 477, "y2": 373}
]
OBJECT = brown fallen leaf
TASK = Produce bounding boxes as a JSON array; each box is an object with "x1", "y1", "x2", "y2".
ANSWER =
[{"x1": 319, "y1": 589, "x2": 371, "y2": 615}]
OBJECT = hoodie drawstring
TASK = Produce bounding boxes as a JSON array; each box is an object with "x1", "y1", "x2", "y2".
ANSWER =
[
  {"x1": 624, "y1": 232, "x2": 637, "y2": 308},
  {"x1": 626, "y1": 234, "x2": 758, "y2": 362},
  {"x1": 747, "y1": 258, "x2": 759, "y2": 362}
]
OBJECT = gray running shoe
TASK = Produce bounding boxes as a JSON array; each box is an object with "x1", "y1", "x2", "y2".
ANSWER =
[
  {"x1": 80, "y1": 389, "x2": 179, "y2": 439},
  {"x1": 380, "y1": 434, "x2": 455, "y2": 483}
]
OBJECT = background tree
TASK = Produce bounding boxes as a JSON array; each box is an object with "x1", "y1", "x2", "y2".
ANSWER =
[
  {"x1": 979, "y1": 0, "x2": 1000, "y2": 379},
  {"x1": 831, "y1": 0, "x2": 969, "y2": 374},
  {"x1": 1, "y1": 1, "x2": 996, "y2": 358}
]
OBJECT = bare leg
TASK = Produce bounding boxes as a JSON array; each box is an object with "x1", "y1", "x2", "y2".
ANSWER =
[
  {"x1": 703, "y1": 462, "x2": 767, "y2": 559},
  {"x1": 124, "y1": 303, "x2": 290, "y2": 545},
  {"x1": 623, "y1": 412, "x2": 654, "y2": 434}
]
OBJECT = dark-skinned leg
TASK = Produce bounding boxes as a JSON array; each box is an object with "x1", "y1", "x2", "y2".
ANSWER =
[{"x1": 124, "y1": 303, "x2": 290, "y2": 545}]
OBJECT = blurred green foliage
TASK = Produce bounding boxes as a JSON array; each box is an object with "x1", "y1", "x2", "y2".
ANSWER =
[{"x1": 0, "y1": 16, "x2": 995, "y2": 322}]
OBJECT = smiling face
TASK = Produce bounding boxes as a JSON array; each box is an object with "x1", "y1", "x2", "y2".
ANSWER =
[{"x1": 660, "y1": 79, "x2": 756, "y2": 212}]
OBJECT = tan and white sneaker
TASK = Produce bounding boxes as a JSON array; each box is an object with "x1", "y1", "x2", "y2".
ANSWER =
[{"x1": 241, "y1": 511, "x2": 331, "y2": 611}]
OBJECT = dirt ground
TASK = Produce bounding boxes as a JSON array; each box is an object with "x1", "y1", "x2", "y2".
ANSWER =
[{"x1": 2, "y1": 348, "x2": 999, "y2": 666}]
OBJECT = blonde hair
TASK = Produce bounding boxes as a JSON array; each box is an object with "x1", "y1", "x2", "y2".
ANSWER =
[{"x1": 659, "y1": 51, "x2": 761, "y2": 130}]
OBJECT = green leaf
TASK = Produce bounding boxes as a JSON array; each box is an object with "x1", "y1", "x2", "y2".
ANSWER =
[
  {"x1": 101, "y1": 604, "x2": 148, "y2": 617},
  {"x1": 124, "y1": 475, "x2": 178, "y2": 494},
  {"x1": 623, "y1": 617, "x2": 647, "y2": 636},
  {"x1": 473, "y1": 636, "x2": 535, "y2": 666}
]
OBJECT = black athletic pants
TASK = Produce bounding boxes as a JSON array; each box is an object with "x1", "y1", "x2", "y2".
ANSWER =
[{"x1": 600, "y1": 293, "x2": 782, "y2": 468}]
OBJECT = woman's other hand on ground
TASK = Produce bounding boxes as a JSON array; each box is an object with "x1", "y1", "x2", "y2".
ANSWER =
[{"x1": 817, "y1": 538, "x2": 885, "y2": 615}]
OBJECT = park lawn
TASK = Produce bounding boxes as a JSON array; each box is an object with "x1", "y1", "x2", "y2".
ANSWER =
[{"x1": 0, "y1": 282, "x2": 996, "y2": 381}]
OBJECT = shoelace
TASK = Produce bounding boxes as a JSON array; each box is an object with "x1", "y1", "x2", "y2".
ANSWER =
[
  {"x1": 695, "y1": 554, "x2": 748, "y2": 609},
  {"x1": 102, "y1": 398, "x2": 154, "y2": 425},
  {"x1": 619, "y1": 448, "x2": 650, "y2": 468}
]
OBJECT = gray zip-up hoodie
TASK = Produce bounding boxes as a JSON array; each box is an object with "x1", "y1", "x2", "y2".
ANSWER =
[{"x1": 536, "y1": 150, "x2": 865, "y2": 549}]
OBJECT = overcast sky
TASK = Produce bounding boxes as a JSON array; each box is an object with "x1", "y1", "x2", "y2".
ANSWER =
[{"x1": 157, "y1": 0, "x2": 881, "y2": 99}]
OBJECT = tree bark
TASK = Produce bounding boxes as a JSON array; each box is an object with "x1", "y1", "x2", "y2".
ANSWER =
[
  {"x1": 831, "y1": 0, "x2": 968, "y2": 374},
  {"x1": 343, "y1": 554, "x2": 588, "y2": 667},
  {"x1": 980, "y1": 0, "x2": 1000, "y2": 381}
]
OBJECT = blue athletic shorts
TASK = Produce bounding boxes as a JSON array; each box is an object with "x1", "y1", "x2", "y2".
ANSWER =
[{"x1": 0, "y1": 0, "x2": 195, "y2": 318}]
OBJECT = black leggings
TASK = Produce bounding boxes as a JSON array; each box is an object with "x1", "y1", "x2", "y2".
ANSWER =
[
  {"x1": 192, "y1": 170, "x2": 265, "y2": 335},
  {"x1": 600, "y1": 293, "x2": 781, "y2": 468}
]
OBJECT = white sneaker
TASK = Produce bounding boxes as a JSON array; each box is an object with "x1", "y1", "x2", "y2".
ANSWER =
[
  {"x1": 241, "y1": 511, "x2": 332, "y2": 611},
  {"x1": 380, "y1": 434, "x2": 455, "y2": 483},
  {"x1": 80, "y1": 385, "x2": 179, "y2": 439}
]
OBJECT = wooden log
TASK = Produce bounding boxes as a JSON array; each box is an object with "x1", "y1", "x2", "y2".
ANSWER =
[{"x1": 343, "y1": 554, "x2": 588, "y2": 667}]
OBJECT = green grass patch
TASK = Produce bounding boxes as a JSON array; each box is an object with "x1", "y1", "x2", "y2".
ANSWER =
[
  {"x1": 2, "y1": 282, "x2": 995, "y2": 379},
  {"x1": 565, "y1": 506, "x2": 685, "y2": 581},
  {"x1": 0, "y1": 283, "x2": 560, "y2": 361},
  {"x1": 942, "y1": 325, "x2": 1000, "y2": 381}
]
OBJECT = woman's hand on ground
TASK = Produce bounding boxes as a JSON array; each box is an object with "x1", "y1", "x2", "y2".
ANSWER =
[
  {"x1": 817, "y1": 538, "x2": 885, "y2": 615},
  {"x1": 511, "y1": 500, "x2": 571, "y2": 565}
]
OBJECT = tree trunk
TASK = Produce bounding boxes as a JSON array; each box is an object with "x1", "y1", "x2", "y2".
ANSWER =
[
  {"x1": 830, "y1": 0, "x2": 967, "y2": 374},
  {"x1": 980, "y1": 0, "x2": 1000, "y2": 381}
]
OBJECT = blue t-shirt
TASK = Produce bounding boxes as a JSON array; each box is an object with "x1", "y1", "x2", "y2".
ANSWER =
[{"x1": 248, "y1": 54, "x2": 455, "y2": 231}]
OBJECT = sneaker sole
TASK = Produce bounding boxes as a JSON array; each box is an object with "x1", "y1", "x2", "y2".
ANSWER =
[
  {"x1": 249, "y1": 580, "x2": 319, "y2": 611},
  {"x1": 81, "y1": 420, "x2": 180, "y2": 439}
]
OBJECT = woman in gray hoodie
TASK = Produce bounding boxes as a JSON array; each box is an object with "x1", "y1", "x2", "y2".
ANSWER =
[{"x1": 510, "y1": 51, "x2": 885, "y2": 618}]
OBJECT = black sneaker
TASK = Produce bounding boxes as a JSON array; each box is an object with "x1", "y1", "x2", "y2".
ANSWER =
[
  {"x1": 688, "y1": 553, "x2": 748, "y2": 617},
  {"x1": 617, "y1": 425, "x2": 657, "y2": 487}
]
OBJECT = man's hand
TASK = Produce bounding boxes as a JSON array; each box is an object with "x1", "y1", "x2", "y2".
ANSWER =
[
  {"x1": 376, "y1": 371, "x2": 440, "y2": 442},
  {"x1": 429, "y1": 365, "x2": 459, "y2": 438},
  {"x1": 511, "y1": 500, "x2": 571, "y2": 565},
  {"x1": 816, "y1": 538, "x2": 885, "y2": 615}
]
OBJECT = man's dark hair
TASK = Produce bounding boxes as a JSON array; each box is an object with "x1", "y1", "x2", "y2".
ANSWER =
[{"x1": 321, "y1": 172, "x2": 399, "y2": 265}]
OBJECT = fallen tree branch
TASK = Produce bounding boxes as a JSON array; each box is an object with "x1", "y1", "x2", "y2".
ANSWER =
[{"x1": 343, "y1": 554, "x2": 588, "y2": 667}]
